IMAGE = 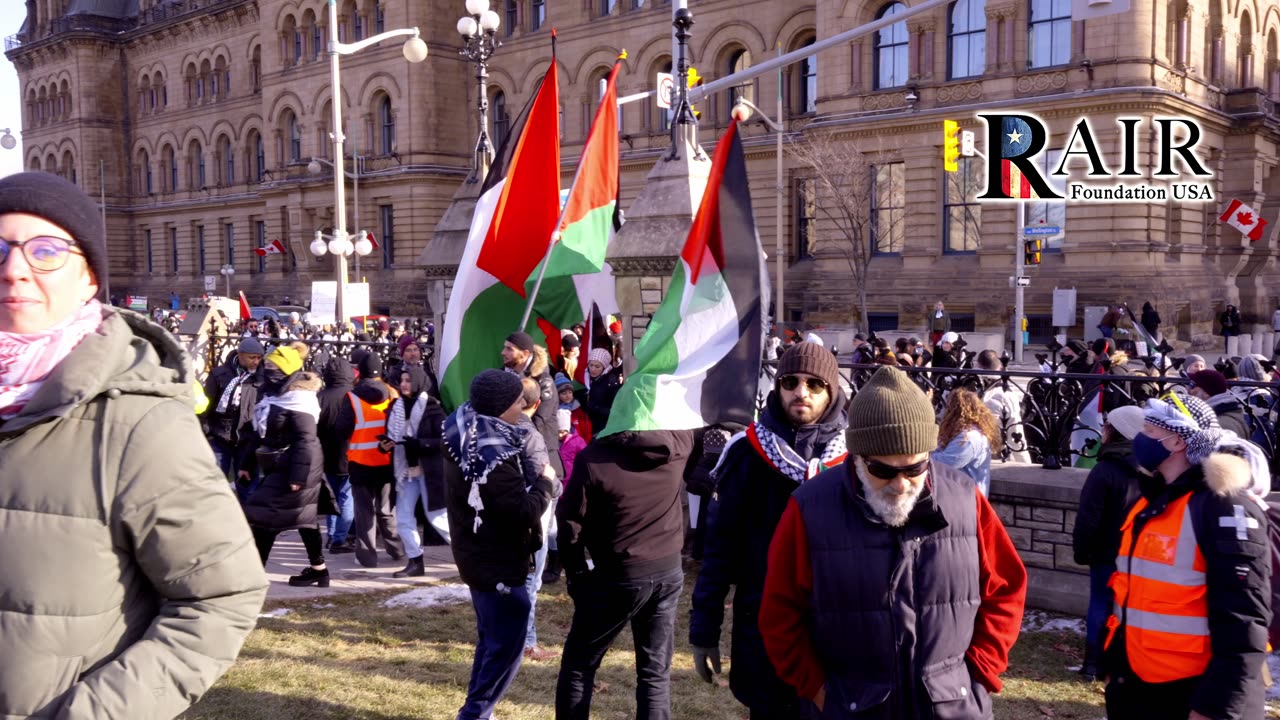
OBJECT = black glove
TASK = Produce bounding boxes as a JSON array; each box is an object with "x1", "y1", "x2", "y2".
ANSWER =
[{"x1": 692, "y1": 645, "x2": 721, "y2": 684}]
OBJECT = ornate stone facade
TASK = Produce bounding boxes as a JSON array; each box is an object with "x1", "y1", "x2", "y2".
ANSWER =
[{"x1": 10, "y1": 0, "x2": 1280, "y2": 343}]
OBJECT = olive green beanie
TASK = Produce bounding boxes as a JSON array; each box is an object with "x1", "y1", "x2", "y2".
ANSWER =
[{"x1": 845, "y1": 366, "x2": 938, "y2": 456}]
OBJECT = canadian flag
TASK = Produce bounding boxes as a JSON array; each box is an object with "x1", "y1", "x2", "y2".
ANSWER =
[
  {"x1": 1218, "y1": 199, "x2": 1268, "y2": 241},
  {"x1": 363, "y1": 231, "x2": 379, "y2": 250},
  {"x1": 254, "y1": 239, "x2": 287, "y2": 256}
]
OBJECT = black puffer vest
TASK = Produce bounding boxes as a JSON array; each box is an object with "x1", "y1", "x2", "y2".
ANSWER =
[{"x1": 792, "y1": 461, "x2": 990, "y2": 720}]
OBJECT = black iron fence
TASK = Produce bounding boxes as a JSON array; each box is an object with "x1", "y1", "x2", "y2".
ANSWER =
[
  {"x1": 761, "y1": 347, "x2": 1279, "y2": 480},
  {"x1": 179, "y1": 333, "x2": 437, "y2": 377}
]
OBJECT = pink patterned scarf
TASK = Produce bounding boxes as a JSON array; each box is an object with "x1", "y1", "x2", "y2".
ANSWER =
[{"x1": 0, "y1": 300, "x2": 106, "y2": 420}]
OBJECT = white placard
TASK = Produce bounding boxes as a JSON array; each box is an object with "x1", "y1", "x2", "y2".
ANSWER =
[
  {"x1": 1052, "y1": 288, "x2": 1078, "y2": 327},
  {"x1": 203, "y1": 275, "x2": 217, "y2": 291},
  {"x1": 656, "y1": 72, "x2": 674, "y2": 109},
  {"x1": 309, "y1": 281, "x2": 372, "y2": 326}
]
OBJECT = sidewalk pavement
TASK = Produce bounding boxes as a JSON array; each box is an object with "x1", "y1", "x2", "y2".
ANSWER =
[{"x1": 264, "y1": 530, "x2": 458, "y2": 601}]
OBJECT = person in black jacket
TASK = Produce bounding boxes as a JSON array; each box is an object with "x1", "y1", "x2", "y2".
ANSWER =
[
  {"x1": 242, "y1": 371, "x2": 331, "y2": 587},
  {"x1": 1072, "y1": 405, "x2": 1144, "y2": 681},
  {"x1": 1141, "y1": 301, "x2": 1161, "y2": 340},
  {"x1": 444, "y1": 370, "x2": 555, "y2": 720},
  {"x1": 235, "y1": 345, "x2": 304, "y2": 502},
  {"x1": 584, "y1": 347, "x2": 623, "y2": 434},
  {"x1": 502, "y1": 331, "x2": 563, "y2": 478},
  {"x1": 1104, "y1": 396, "x2": 1270, "y2": 720},
  {"x1": 555, "y1": 428, "x2": 695, "y2": 720},
  {"x1": 386, "y1": 365, "x2": 448, "y2": 578},
  {"x1": 317, "y1": 354, "x2": 356, "y2": 552},
  {"x1": 688, "y1": 341, "x2": 848, "y2": 719},
  {"x1": 201, "y1": 337, "x2": 264, "y2": 480}
]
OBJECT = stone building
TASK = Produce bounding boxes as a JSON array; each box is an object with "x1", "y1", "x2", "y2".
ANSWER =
[{"x1": 10, "y1": 0, "x2": 1280, "y2": 345}]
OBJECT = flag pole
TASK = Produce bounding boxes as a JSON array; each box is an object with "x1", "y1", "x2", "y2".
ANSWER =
[{"x1": 517, "y1": 54, "x2": 623, "y2": 332}]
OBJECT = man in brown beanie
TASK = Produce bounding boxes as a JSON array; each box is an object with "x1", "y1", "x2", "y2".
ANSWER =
[
  {"x1": 760, "y1": 365, "x2": 1027, "y2": 719},
  {"x1": 690, "y1": 340, "x2": 849, "y2": 718}
]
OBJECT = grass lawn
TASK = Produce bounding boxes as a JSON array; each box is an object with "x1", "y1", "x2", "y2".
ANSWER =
[{"x1": 181, "y1": 570, "x2": 1119, "y2": 720}]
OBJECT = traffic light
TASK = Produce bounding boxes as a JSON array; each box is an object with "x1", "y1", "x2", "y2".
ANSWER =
[
  {"x1": 1023, "y1": 238, "x2": 1042, "y2": 266},
  {"x1": 687, "y1": 67, "x2": 702, "y2": 119},
  {"x1": 943, "y1": 120, "x2": 960, "y2": 173}
]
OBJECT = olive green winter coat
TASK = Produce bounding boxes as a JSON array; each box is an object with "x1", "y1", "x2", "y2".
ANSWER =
[{"x1": 0, "y1": 308, "x2": 268, "y2": 719}]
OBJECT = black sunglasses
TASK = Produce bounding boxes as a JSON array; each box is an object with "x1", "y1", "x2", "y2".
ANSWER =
[
  {"x1": 779, "y1": 375, "x2": 828, "y2": 393},
  {"x1": 863, "y1": 457, "x2": 930, "y2": 481}
]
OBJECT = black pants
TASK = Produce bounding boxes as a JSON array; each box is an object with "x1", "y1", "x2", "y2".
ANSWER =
[
  {"x1": 1105, "y1": 674, "x2": 1197, "y2": 720},
  {"x1": 350, "y1": 468, "x2": 404, "y2": 568},
  {"x1": 253, "y1": 526, "x2": 324, "y2": 567},
  {"x1": 555, "y1": 565, "x2": 683, "y2": 720}
]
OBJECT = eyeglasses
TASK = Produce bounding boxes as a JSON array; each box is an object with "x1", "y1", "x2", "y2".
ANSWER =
[
  {"x1": 0, "y1": 236, "x2": 82, "y2": 273},
  {"x1": 863, "y1": 457, "x2": 930, "y2": 481},
  {"x1": 779, "y1": 375, "x2": 828, "y2": 393}
]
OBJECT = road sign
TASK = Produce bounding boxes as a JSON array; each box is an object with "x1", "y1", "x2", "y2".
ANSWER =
[
  {"x1": 1016, "y1": 276, "x2": 1031, "y2": 287},
  {"x1": 1072, "y1": 0, "x2": 1130, "y2": 22},
  {"x1": 960, "y1": 130, "x2": 975, "y2": 157},
  {"x1": 1023, "y1": 225, "x2": 1061, "y2": 236},
  {"x1": 204, "y1": 275, "x2": 217, "y2": 291},
  {"x1": 656, "y1": 72, "x2": 674, "y2": 109}
]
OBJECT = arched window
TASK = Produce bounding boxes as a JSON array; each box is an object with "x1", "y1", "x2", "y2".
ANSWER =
[
  {"x1": 286, "y1": 111, "x2": 301, "y2": 162},
  {"x1": 29, "y1": 155, "x2": 41, "y2": 172},
  {"x1": 504, "y1": 0, "x2": 517, "y2": 37},
  {"x1": 185, "y1": 63, "x2": 198, "y2": 105},
  {"x1": 726, "y1": 48, "x2": 753, "y2": 117},
  {"x1": 1268, "y1": 30, "x2": 1278, "y2": 96},
  {"x1": 190, "y1": 140, "x2": 205, "y2": 188},
  {"x1": 37, "y1": 88, "x2": 46, "y2": 124},
  {"x1": 375, "y1": 2, "x2": 385, "y2": 33},
  {"x1": 251, "y1": 46, "x2": 262, "y2": 93},
  {"x1": 1028, "y1": 0, "x2": 1071, "y2": 69},
  {"x1": 874, "y1": 2, "x2": 909, "y2": 89},
  {"x1": 1239, "y1": 12, "x2": 1253, "y2": 87},
  {"x1": 798, "y1": 39, "x2": 818, "y2": 113},
  {"x1": 492, "y1": 91, "x2": 509, "y2": 149},
  {"x1": 312, "y1": 18, "x2": 323, "y2": 61},
  {"x1": 45, "y1": 154, "x2": 57, "y2": 176},
  {"x1": 141, "y1": 75, "x2": 152, "y2": 112},
  {"x1": 62, "y1": 150, "x2": 75, "y2": 184},
  {"x1": 1206, "y1": 0, "x2": 1224, "y2": 84},
  {"x1": 948, "y1": 0, "x2": 986, "y2": 79},
  {"x1": 213, "y1": 58, "x2": 226, "y2": 99},
  {"x1": 222, "y1": 136, "x2": 234, "y2": 184},
  {"x1": 164, "y1": 145, "x2": 177, "y2": 191},
  {"x1": 199, "y1": 60, "x2": 211, "y2": 101},
  {"x1": 377, "y1": 96, "x2": 395, "y2": 154},
  {"x1": 248, "y1": 130, "x2": 266, "y2": 181},
  {"x1": 140, "y1": 150, "x2": 153, "y2": 194}
]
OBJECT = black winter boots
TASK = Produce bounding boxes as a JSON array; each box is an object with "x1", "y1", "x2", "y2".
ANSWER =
[{"x1": 393, "y1": 555, "x2": 426, "y2": 578}]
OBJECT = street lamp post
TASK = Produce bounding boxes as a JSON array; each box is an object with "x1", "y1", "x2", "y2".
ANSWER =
[
  {"x1": 457, "y1": 0, "x2": 502, "y2": 181},
  {"x1": 219, "y1": 263, "x2": 235, "y2": 298},
  {"x1": 731, "y1": 97, "x2": 786, "y2": 327},
  {"x1": 320, "y1": 0, "x2": 427, "y2": 322},
  {"x1": 308, "y1": 150, "x2": 373, "y2": 281}
]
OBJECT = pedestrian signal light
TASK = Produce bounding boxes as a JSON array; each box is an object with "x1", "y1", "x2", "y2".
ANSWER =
[
  {"x1": 943, "y1": 120, "x2": 960, "y2": 173},
  {"x1": 687, "y1": 67, "x2": 702, "y2": 119},
  {"x1": 1024, "y1": 238, "x2": 1042, "y2": 266}
]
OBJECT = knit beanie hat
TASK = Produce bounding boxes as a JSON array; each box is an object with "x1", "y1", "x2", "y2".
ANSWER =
[
  {"x1": 777, "y1": 341, "x2": 840, "y2": 393},
  {"x1": 397, "y1": 334, "x2": 421, "y2": 356},
  {"x1": 357, "y1": 352, "x2": 383, "y2": 379},
  {"x1": 589, "y1": 348, "x2": 612, "y2": 367},
  {"x1": 238, "y1": 337, "x2": 265, "y2": 355},
  {"x1": 940, "y1": 332, "x2": 959, "y2": 345},
  {"x1": 507, "y1": 331, "x2": 535, "y2": 352},
  {"x1": 554, "y1": 372, "x2": 574, "y2": 390},
  {"x1": 561, "y1": 333, "x2": 580, "y2": 350},
  {"x1": 265, "y1": 346, "x2": 303, "y2": 377},
  {"x1": 1188, "y1": 369, "x2": 1228, "y2": 397},
  {"x1": 0, "y1": 172, "x2": 108, "y2": 296},
  {"x1": 557, "y1": 408, "x2": 573, "y2": 432},
  {"x1": 845, "y1": 366, "x2": 938, "y2": 456},
  {"x1": 470, "y1": 369, "x2": 524, "y2": 417}
]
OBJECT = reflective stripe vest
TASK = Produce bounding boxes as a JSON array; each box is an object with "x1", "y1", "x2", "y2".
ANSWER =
[
  {"x1": 347, "y1": 392, "x2": 392, "y2": 467},
  {"x1": 1105, "y1": 492, "x2": 1211, "y2": 683}
]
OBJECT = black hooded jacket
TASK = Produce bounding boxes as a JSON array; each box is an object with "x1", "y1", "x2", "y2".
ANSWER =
[
  {"x1": 557, "y1": 429, "x2": 695, "y2": 581},
  {"x1": 317, "y1": 356, "x2": 355, "y2": 476},
  {"x1": 1072, "y1": 438, "x2": 1142, "y2": 567},
  {"x1": 689, "y1": 389, "x2": 847, "y2": 711},
  {"x1": 202, "y1": 353, "x2": 256, "y2": 447}
]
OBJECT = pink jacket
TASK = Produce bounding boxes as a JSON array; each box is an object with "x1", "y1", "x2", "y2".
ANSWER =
[{"x1": 558, "y1": 431, "x2": 588, "y2": 485}]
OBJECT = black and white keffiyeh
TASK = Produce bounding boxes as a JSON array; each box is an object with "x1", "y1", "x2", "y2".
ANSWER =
[{"x1": 443, "y1": 403, "x2": 526, "y2": 533}]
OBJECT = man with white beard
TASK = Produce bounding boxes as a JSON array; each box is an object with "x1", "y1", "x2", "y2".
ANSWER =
[{"x1": 759, "y1": 366, "x2": 1028, "y2": 719}]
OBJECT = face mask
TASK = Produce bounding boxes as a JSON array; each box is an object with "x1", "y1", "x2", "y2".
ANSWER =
[{"x1": 1133, "y1": 432, "x2": 1175, "y2": 473}]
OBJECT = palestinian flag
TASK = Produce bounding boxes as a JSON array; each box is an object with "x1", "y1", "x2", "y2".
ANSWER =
[
  {"x1": 525, "y1": 55, "x2": 625, "y2": 386},
  {"x1": 437, "y1": 61, "x2": 561, "y2": 411},
  {"x1": 600, "y1": 120, "x2": 769, "y2": 436}
]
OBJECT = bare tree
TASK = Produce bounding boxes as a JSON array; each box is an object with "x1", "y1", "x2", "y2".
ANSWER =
[{"x1": 787, "y1": 129, "x2": 904, "y2": 332}]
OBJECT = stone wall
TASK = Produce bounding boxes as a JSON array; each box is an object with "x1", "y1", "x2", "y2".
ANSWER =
[{"x1": 989, "y1": 463, "x2": 1090, "y2": 616}]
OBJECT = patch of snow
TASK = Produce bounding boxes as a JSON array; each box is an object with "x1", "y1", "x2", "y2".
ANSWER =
[
  {"x1": 312, "y1": 603, "x2": 336, "y2": 609},
  {"x1": 1021, "y1": 609, "x2": 1085, "y2": 635},
  {"x1": 383, "y1": 584, "x2": 472, "y2": 610},
  {"x1": 258, "y1": 608, "x2": 292, "y2": 618}
]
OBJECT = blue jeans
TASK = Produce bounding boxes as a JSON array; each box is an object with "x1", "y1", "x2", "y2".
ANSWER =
[
  {"x1": 458, "y1": 585, "x2": 532, "y2": 720},
  {"x1": 1084, "y1": 562, "x2": 1115, "y2": 673},
  {"x1": 208, "y1": 438, "x2": 236, "y2": 482},
  {"x1": 325, "y1": 473, "x2": 354, "y2": 544},
  {"x1": 555, "y1": 565, "x2": 684, "y2": 720},
  {"x1": 524, "y1": 501, "x2": 555, "y2": 648}
]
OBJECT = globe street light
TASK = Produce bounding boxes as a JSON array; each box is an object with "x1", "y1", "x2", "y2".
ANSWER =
[
  {"x1": 457, "y1": 0, "x2": 501, "y2": 180},
  {"x1": 219, "y1": 263, "x2": 235, "y2": 298},
  {"x1": 0, "y1": 129, "x2": 17, "y2": 151},
  {"x1": 323, "y1": 0, "x2": 427, "y2": 321}
]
